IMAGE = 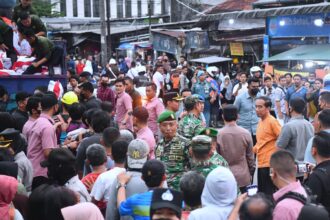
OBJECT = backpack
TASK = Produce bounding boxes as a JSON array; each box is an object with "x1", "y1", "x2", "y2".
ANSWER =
[{"x1": 277, "y1": 190, "x2": 329, "y2": 220}]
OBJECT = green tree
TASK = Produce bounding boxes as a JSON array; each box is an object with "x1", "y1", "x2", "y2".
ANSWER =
[{"x1": 32, "y1": 0, "x2": 63, "y2": 17}]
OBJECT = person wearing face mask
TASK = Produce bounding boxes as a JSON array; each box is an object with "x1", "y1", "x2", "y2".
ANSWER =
[
  {"x1": 79, "y1": 82, "x2": 101, "y2": 110},
  {"x1": 234, "y1": 77, "x2": 260, "y2": 145},
  {"x1": 97, "y1": 73, "x2": 115, "y2": 105},
  {"x1": 27, "y1": 93, "x2": 60, "y2": 190}
]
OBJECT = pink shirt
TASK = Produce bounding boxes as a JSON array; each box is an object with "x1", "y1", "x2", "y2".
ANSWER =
[
  {"x1": 145, "y1": 97, "x2": 165, "y2": 134},
  {"x1": 115, "y1": 92, "x2": 133, "y2": 131},
  {"x1": 22, "y1": 117, "x2": 36, "y2": 141},
  {"x1": 137, "y1": 126, "x2": 156, "y2": 159},
  {"x1": 273, "y1": 181, "x2": 307, "y2": 220},
  {"x1": 27, "y1": 113, "x2": 58, "y2": 178}
]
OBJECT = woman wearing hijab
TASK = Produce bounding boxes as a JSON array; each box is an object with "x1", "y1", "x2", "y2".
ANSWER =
[
  {"x1": 188, "y1": 166, "x2": 237, "y2": 220},
  {"x1": 220, "y1": 76, "x2": 234, "y2": 105},
  {"x1": 61, "y1": 202, "x2": 104, "y2": 220},
  {"x1": 0, "y1": 175, "x2": 23, "y2": 220}
]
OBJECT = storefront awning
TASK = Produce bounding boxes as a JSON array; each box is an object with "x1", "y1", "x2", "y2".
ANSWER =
[
  {"x1": 191, "y1": 56, "x2": 232, "y2": 64},
  {"x1": 261, "y1": 44, "x2": 330, "y2": 62},
  {"x1": 200, "y1": 2, "x2": 330, "y2": 22}
]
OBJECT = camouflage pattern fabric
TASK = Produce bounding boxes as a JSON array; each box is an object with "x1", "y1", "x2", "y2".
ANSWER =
[
  {"x1": 178, "y1": 113, "x2": 205, "y2": 139},
  {"x1": 155, "y1": 133, "x2": 190, "y2": 190},
  {"x1": 190, "y1": 152, "x2": 229, "y2": 177}
]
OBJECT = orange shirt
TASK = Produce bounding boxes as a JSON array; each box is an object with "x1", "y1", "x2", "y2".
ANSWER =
[{"x1": 253, "y1": 114, "x2": 282, "y2": 168}]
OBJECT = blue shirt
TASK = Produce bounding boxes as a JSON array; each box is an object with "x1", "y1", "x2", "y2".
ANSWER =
[
  {"x1": 304, "y1": 129, "x2": 330, "y2": 164},
  {"x1": 192, "y1": 81, "x2": 215, "y2": 99},
  {"x1": 119, "y1": 191, "x2": 152, "y2": 220},
  {"x1": 285, "y1": 85, "x2": 307, "y2": 102},
  {"x1": 234, "y1": 92, "x2": 259, "y2": 135}
]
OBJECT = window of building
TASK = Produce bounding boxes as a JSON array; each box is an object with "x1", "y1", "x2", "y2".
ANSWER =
[
  {"x1": 137, "y1": 0, "x2": 141, "y2": 17},
  {"x1": 161, "y1": 0, "x2": 165, "y2": 14},
  {"x1": 125, "y1": 0, "x2": 132, "y2": 17},
  {"x1": 85, "y1": 0, "x2": 91, "y2": 17},
  {"x1": 73, "y1": 0, "x2": 78, "y2": 17},
  {"x1": 93, "y1": 0, "x2": 100, "y2": 17},
  {"x1": 150, "y1": 0, "x2": 154, "y2": 16},
  {"x1": 60, "y1": 0, "x2": 66, "y2": 16},
  {"x1": 117, "y1": 0, "x2": 124, "y2": 18}
]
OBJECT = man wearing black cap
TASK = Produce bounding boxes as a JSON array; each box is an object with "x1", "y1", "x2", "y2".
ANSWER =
[
  {"x1": 27, "y1": 93, "x2": 59, "y2": 190},
  {"x1": 116, "y1": 159, "x2": 166, "y2": 220},
  {"x1": 164, "y1": 92, "x2": 183, "y2": 114},
  {"x1": 0, "y1": 128, "x2": 33, "y2": 192},
  {"x1": 41, "y1": 148, "x2": 91, "y2": 202},
  {"x1": 78, "y1": 82, "x2": 101, "y2": 110},
  {"x1": 150, "y1": 188, "x2": 183, "y2": 220}
]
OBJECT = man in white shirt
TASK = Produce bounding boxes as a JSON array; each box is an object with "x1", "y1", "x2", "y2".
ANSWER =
[
  {"x1": 153, "y1": 64, "x2": 164, "y2": 97},
  {"x1": 126, "y1": 61, "x2": 139, "y2": 79},
  {"x1": 274, "y1": 75, "x2": 287, "y2": 125},
  {"x1": 91, "y1": 141, "x2": 128, "y2": 203},
  {"x1": 233, "y1": 72, "x2": 248, "y2": 97}
]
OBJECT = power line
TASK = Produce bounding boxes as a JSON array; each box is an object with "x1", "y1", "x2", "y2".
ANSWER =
[{"x1": 175, "y1": 0, "x2": 205, "y2": 15}]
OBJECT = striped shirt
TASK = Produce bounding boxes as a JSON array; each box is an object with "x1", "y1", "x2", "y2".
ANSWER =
[{"x1": 119, "y1": 191, "x2": 152, "y2": 220}]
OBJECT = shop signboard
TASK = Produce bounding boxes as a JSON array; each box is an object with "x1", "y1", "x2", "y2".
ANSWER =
[
  {"x1": 230, "y1": 42, "x2": 244, "y2": 56},
  {"x1": 152, "y1": 33, "x2": 177, "y2": 54},
  {"x1": 185, "y1": 32, "x2": 209, "y2": 50},
  {"x1": 263, "y1": 35, "x2": 269, "y2": 61},
  {"x1": 267, "y1": 13, "x2": 330, "y2": 37}
]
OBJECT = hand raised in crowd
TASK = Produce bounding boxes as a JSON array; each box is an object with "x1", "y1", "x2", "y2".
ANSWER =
[
  {"x1": 117, "y1": 172, "x2": 132, "y2": 185},
  {"x1": 0, "y1": 43, "x2": 9, "y2": 51}
]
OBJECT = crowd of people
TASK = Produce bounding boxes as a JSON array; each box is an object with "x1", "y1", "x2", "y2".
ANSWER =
[
  {"x1": 0, "y1": 2, "x2": 330, "y2": 219},
  {"x1": 0, "y1": 49, "x2": 330, "y2": 220}
]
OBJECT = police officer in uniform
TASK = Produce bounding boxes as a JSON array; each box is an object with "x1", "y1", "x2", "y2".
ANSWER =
[{"x1": 155, "y1": 110, "x2": 190, "y2": 190}]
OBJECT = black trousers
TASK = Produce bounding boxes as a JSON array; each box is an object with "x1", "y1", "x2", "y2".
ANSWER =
[
  {"x1": 32, "y1": 176, "x2": 49, "y2": 190},
  {"x1": 258, "y1": 167, "x2": 276, "y2": 195},
  {"x1": 23, "y1": 46, "x2": 64, "y2": 75},
  {"x1": 3, "y1": 29, "x2": 17, "y2": 64}
]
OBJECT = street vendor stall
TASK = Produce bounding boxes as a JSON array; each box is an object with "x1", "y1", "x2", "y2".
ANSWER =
[{"x1": 261, "y1": 44, "x2": 330, "y2": 79}]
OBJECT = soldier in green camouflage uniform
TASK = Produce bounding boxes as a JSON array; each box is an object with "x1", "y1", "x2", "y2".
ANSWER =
[
  {"x1": 156, "y1": 110, "x2": 190, "y2": 190},
  {"x1": 178, "y1": 95, "x2": 205, "y2": 139},
  {"x1": 12, "y1": 0, "x2": 38, "y2": 25},
  {"x1": 190, "y1": 135, "x2": 228, "y2": 177}
]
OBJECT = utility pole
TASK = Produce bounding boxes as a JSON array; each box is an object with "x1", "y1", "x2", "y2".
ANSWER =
[
  {"x1": 106, "y1": 0, "x2": 112, "y2": 60},
  {"x1": 148, "y1": 0, "x2": 151, "y2": 35},
  {"x1": 100, "y1": 0, "x2": 108, "y2": 66}
]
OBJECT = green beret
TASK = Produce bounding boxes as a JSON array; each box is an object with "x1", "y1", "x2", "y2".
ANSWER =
[
  {"x1": 198, "y1": 128, "x2": 218, "y2": 137},
  {"x1": 191, "y1": 135, "x2": 211, "y2": 152},
  {"x1": 157, "y1": 110, "x2": 176, "y2": 123}
]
